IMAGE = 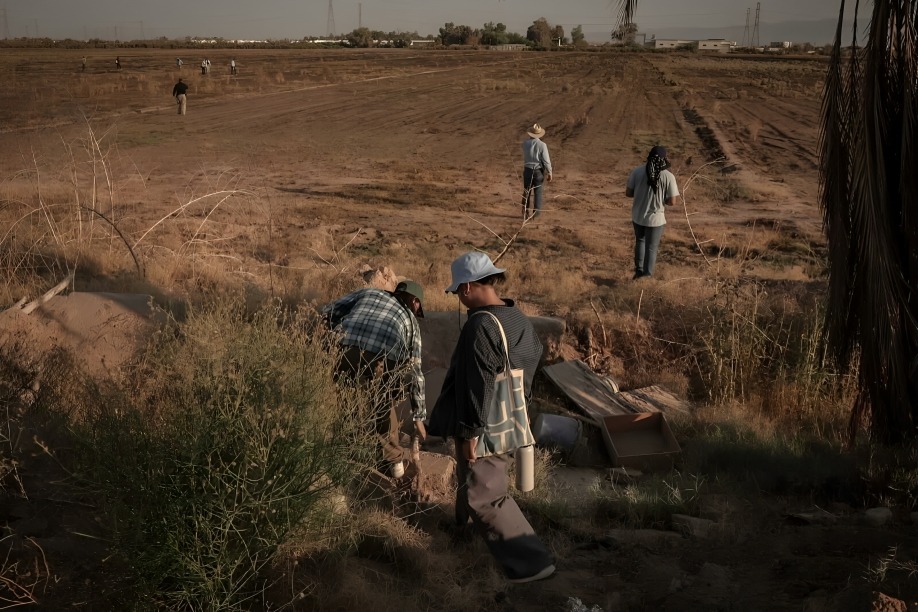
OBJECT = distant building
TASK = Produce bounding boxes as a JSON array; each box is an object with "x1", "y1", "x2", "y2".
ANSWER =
[
  {"x1": 409, "y1": 39, "x2": 435, "y2": 47},
  {"x1": 645, "y1": 38, "x2": 695, "y2": 50},
  {"x1": 643, "y1": 37, "x2": 738, "y2": 52},
  {"x1": 769, "y1": 41, "x2": 792, "y2": 48},
  {"x1": 698, "y1": 39, "x2": 735, "y2": 53},
  {"x1": 489, "y1": 44, "x2": 527, "y2": 51}
]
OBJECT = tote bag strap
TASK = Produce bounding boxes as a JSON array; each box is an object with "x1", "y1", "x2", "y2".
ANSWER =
[{"x1": 471, "y1": 311, "x2": 513, "y2": 374}]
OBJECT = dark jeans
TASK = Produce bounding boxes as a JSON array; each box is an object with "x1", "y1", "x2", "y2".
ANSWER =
[
  {"x1": 337, "y1": 346, "x2": 405, "y2": 465},
  {"x1": 521, "y1": 167, "x2": 544, "y2": 219},
  {"x1": 633, "y1": 222, "x2": 666, "y2": 277}
]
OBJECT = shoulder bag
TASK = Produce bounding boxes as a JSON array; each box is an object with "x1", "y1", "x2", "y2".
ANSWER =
[{"x1": 473, "y1": 311, "x2": 536, "y2": 458}]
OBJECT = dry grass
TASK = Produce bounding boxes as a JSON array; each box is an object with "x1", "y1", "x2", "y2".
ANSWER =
[{"x1": 2, "y1": 49, "x2": 915, "y2": 610}]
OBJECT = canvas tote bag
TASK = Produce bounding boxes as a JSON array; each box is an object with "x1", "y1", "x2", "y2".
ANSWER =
[{"x1": 473, "y1": 311, "x2": 536, "y2": 458}]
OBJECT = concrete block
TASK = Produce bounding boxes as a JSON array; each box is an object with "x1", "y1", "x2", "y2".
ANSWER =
[
  {"x1": 606, "y1": 528, "x2": 682, "y2": 548},
  {"x1": 671, "y1": 513, "x2": 717, "y2": 539},
  {"x1": 410, "y1": 451, "x2": 456, "y2": 504},
  {"x1": 864, "y1": 507, "x2": 893, "y2": 527}
]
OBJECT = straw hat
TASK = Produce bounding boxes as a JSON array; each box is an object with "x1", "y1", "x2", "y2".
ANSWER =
[{"x1": 527, "y1": 124, "x2": 546, "y2": 139}]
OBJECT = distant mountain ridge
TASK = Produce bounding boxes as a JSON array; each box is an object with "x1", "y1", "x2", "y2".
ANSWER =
[{"x1": 586, "y1": 18, "x2": 853, "y2": 47}]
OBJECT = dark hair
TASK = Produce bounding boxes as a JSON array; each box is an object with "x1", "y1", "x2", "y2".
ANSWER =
[
  {"x1": 645, "y1": 145, "x2": 671, "y2": 191},
  {"x1": 473, "y1": 272, "x2": 506, "y2": 286}
]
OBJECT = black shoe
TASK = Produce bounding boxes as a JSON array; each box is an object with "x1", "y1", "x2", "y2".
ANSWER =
[
  {"x1": 632, "y1": 271, "x2": 643, "y2": 280},
  {"x1": 508, "y1": 564, "x2": 556, "y2": 583}
]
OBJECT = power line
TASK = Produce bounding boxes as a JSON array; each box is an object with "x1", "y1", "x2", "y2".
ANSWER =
[
  {"x1": 742, "y1": 8, "x2": 750, "y2": 47},
  {"x1": 326, "y1": 0, "x2": 335, "y2": 37}
]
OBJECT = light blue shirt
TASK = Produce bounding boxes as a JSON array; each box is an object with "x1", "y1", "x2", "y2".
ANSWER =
[{"x1": 522, "y1": 137, "x2": 552, "y2": 176}]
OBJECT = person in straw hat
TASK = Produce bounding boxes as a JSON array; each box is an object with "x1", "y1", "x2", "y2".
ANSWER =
[
  {"x1": 323, "y1": 280, "x2": 427, "y2": 477},
  {"x1": 427, "y1": 251, "x2": 555, "y2": 583},
  {"x1": 521, "y1": 123, "x2": 553, "y2": 220}
]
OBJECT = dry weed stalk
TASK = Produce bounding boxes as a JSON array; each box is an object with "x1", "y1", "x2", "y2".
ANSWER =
[
  {"x1": 678, "y1": 156, "x2": 727, "y2": 268},
  {"x1": 308, "y1": 227, "x2": 364, "y2": 274},
  {"x1": 0, "y1": 536, "x2": 49, "y2": 608},
  {"x1": 462, "y1": 212, "x2": 534, "y2": 265}
]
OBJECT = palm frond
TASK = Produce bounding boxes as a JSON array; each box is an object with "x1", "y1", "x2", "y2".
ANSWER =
[
  {"x1": 614, "y1": 0, "x2": 638, "y2": 25},
  {"x1": 820, "y1": 0, "x2": 918, "y2": 443}
]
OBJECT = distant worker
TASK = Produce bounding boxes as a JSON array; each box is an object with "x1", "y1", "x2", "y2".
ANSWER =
[
  {"x1": 201, "y1": 59, "x2": 206, "y2": 75},
  {"x1": 521, "y1": 123, "x2": 553, "y2": 220},
  {"x1": 176, "y1": 57, "x2": 183, "y2": 69},
  {"x1": 81, "y1": 56, "x2": 86, "y2": 72},
  {"x1": 172, "y1": 78, "x2": 188, "y2": 115},
  {"x1": 626, "y1": 145, "x2": 680, "y2": 279},
  {"x1": 115, "y1": 56, "x2": 121, "y2": 70},
  {"x1": 206, "y1": 58, "x2": 211, "y2": 74},
  {"x1": 230, "y1": 58, "x2": 237, "y2": 75}
]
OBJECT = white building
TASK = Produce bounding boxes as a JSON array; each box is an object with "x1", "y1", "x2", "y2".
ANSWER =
[
  {"x1": 645, "y1": 38, "x2": 695, "y2": 50},
  {"x1": 698, "y1": 39, "x2": 735, "y2": 53}
]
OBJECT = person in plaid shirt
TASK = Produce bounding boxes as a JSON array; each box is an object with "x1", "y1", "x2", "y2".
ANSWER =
[{"x1": 324, "y1": 280, "x2": 426, "y2": 475}]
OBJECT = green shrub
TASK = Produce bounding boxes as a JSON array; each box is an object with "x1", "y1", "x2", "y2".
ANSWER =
[{"x1": 56, "y1": 299, "x2": 374, "y2": 609}]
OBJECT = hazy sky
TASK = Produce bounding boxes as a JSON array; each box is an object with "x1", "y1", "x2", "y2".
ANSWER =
[{"x1": 4, "y1": 0, "x2": 847, "y2": 41}]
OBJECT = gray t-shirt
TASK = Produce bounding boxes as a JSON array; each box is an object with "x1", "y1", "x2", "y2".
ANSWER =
[{"x1": 627, "y1": 166, "x2": 679, "y2": 227}]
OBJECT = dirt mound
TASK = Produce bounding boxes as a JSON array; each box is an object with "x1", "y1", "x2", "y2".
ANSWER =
[{"x1": 0, "y1": 292, "x2": 161, "y2": 380}]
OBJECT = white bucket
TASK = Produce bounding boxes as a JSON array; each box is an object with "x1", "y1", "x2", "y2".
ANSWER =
[{"x1": 533, "y1": 413, "x2": 582, "y2": 450}]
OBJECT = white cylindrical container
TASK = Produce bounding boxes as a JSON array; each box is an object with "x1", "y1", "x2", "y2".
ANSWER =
[
  {"x1": 515, "y1": 445, "x2": 535, "y2": 492},
  {"x1": 391, "y1": 461, "x2": 405, "y2": 478}
]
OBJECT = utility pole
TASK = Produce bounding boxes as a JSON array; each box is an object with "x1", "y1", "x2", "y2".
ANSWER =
[
  {"x1": 326, "y1": 0, "x2": 335, "y2": 37},
  {"x1": 752, "y1": 2, "x2": 761, "y2": 48},
  {"x1": 358, "y1": 3, "x2": 362, "y2": 29},
  {"x1": 0, "y1": 5, "x2": 9, "y2": 40},
  {"x1": 742, "y1": 8, "x2": 750, "y2": 48}
]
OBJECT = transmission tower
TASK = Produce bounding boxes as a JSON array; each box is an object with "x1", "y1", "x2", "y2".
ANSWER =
[
  {"x1": 742, "y1": 8, "x2": 750, "y2": 48},
  {"x1": 326, "y1": 0, "x2": 336, "y2": 37},
  {"x1": 358, "y1": 3, "x2": 362, "y2": 29},
  {"x1": 1, "y1": 5, "x2": 9, "y2": 40},
  {"x1": 752, "y1": 2, "x2": 761, "y2": 48}
]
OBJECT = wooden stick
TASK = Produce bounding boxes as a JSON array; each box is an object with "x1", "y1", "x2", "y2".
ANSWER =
[{"x1": 21, "y1": 273, "x2": 74, "y2": 315}]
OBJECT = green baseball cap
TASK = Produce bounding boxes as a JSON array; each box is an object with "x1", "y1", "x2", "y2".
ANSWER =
[{"x1": 395, "y1": 280, "x2": 424, "y2": 318}]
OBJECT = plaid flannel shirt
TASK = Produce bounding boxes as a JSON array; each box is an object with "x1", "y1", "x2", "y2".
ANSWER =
[{"x1": 323, "y1": 288, "x2": 425, "y2": 420}]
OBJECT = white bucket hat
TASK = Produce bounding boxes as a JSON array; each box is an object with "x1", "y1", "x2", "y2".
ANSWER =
[
  {"x1": 445, "y1": 252, "x2": 506, "y2": 293},
  {"x1": 527, "y1": 123, "x2": 546, "y2": 139}
]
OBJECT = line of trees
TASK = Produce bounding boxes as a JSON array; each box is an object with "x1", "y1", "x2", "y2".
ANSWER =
[
  {"x1": 0, "y1": 17, "x2": 592, "y2": 51},
  {"x1": 437, "y1": 17, "x2": 575, "y2": 48}
]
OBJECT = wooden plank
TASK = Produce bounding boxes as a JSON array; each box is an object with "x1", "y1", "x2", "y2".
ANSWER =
[
  {"x1": 542, "y1": 360, "x2": 629, "y2": 421},
  {"x1": 543, "y1": 360, "x2": 690, "y2": 422},
  {"x1": 616, "y1": 385, "x2": 690, "y2": 415}
]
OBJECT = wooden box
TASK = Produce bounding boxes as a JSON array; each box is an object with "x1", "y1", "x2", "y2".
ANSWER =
[{"x1": 599, "y1": 412, "x2": 681, "y2": 472}]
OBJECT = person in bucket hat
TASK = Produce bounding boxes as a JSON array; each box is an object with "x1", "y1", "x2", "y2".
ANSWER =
[
  {"x1": 428, "y1": 252, "x2": 555, "y2": 584},
  {"x1": 626, "y1": 145, "x2": 680, "y2": 279},
  {"x1": 323, "y1": 279, "x2": 427, "y2": 476},
  {"x1": 521, "y1": 123, "x2": 553, "y2": 220}
]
